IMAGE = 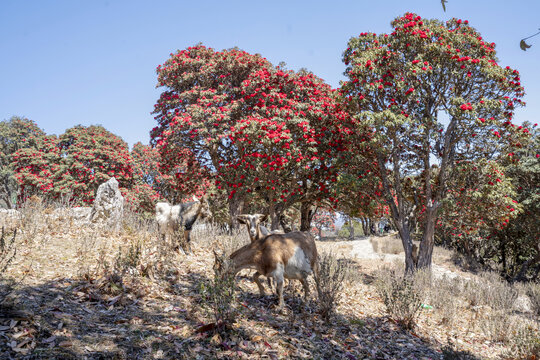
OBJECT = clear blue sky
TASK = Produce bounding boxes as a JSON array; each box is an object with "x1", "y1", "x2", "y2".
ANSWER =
[{"x1": 1, "y1": 0, "x2": 539, "y2": 147}]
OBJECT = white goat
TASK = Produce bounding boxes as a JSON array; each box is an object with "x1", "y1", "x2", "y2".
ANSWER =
[
  {"x1": 214, "y1": 231, "x2": 319, "y2": 310},
  {"x1": 155, "y1": 196, "x2": 211, "y2": 254}
]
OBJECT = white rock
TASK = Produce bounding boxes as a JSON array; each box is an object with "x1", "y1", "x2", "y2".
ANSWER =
[{"x1": 90, "y1": 177, "x2": 124, "y2": 231}]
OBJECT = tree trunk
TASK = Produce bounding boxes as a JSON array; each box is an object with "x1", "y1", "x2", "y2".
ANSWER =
[
  {"x1": 228, "y1": 193, "x2": 244, "y2": 231},
  {"x1": 300, "y1": 202, "x2": 314, "y2": 232},
  {"x1": 360, "y1": 217, "x2": 368, "y2": 237},
  {"x1": 348, "y1": 219, "x2": 354, "y2": 240},
  {"x1": 268, "y1": 203, "x2": 282, "y2": 231},
  {"x1": 417, "y1": 211, "x2": 436, "y2": 269},
  {"x1": 396, "y1": 220, "x2": 416, "y2": 274}
]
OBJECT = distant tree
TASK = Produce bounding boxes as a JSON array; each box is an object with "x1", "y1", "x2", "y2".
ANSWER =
[
  {"x1": 311, "y1": 208, "x2": 336, "y2": 239},
  {"x1": 341, "y1": 13, "x2": 527, "y2": 272},
  {"x1": 12, "y1": 125, "x2": 134, "y2": 205},
  {"x1": 56, "y1": 125, "x2": 134, "y2": 204},
  {"x1": 0, "y1": 117, "x2": 45, "y2": 208},
  {"x1": 335, "y1": 164, "x2": 389, "y2": 237},
  {"x1": 11, "y1": 134, "x2": 64, "y2": 202},
  {"x1": 127, "y1": 142, "x2": 167, "y2": 212}
]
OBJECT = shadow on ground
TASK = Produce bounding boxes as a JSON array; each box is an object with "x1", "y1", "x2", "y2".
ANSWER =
[{"x1": 0, "y1": 264, "x2": 481, "y2": 359}]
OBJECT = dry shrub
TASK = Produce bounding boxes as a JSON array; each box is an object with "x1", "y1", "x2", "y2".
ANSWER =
[
  {"x1": 193, "y1": 224, "x2": 248, "y2": 255},
  {"x1": 525, "y1": 282, "x2": 540, "y2": 316},
  {"x1": 201, "y1": 251, "x2": 239, "y2": 331},
  {"x1": 480, "y1": 311, "x2": 519, "y2": 344},
  {"x1": 417, "y1": 273, "x2": 464, "y2": 326},
  {"x1": 374, "y1": 267, "x2": 423, "y2": 329},
  {"x1": 75, "y1": 230, "x2": 100, "y2": 278},
  {"x1": 0, "y1": 228, "x2": 16, "y2": 275},
  {"x1": 463, "y1": 272, "x2": 518, "y2": 311},
  {"x1": 315, "y1": 252, "x2": 350, "y2": 322},
  {"x1": 17, "y1": 195, "x2": 47, "y2": 243},
  {"x1": 505, "y1": 321, "x2": 540, "y2": 359},
  {"x1": 119, "y1": 209, "x2": 178, "y2": 279}
]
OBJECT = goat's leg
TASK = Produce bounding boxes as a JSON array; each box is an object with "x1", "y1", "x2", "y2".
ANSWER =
[
  {"x1": 300, "y1": 277, "x2": 310, "y2": 300},
  {"x1": 276, "y1": 276, "x2": 284, "y2": 310},
  {"x1": 184, "y1": 230, "x2": 192, "y2": 254},
  {"x1": 253, "y1": 272, "x2": 266, "y2": 296}
]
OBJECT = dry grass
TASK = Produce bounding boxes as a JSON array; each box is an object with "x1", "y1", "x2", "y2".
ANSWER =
[
  {"x1": 462, "y1": 271, "x2": 518, "y2": 311},
  {"x1": 370, "y1": 235, "x2": 405, "y2": 255},
  {"x1": 1, "y1": 202, "x2": 539, "y2": 359},
  {"x1": 525, "y1": 282, "x2": 540, "y2": 316}
]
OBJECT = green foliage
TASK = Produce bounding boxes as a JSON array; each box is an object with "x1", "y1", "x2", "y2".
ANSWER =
[
  {"x1": 337, "y1": 219, "x2": 364, "y2": 238},
  {"x1": 492, "y1": 123, "x2": 539, "y2": 280}
]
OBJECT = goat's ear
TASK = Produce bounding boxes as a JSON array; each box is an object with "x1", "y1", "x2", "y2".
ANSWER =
[
  {"x1": 259, "y1": 214, "x2": 269, "y2": 223},
  {"x1": 236, "y1": 215, "x2": 247, "y2": 224}
]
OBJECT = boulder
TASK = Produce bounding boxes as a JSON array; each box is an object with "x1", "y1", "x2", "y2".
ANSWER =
[{"x1": 90, "y1": 177, "x2": 124, "y2": 230}]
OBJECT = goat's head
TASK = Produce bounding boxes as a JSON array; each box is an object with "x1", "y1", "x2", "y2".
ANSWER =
[
  {"x1": 237, "y1": 213, "x2": 268, "y2": 241},
  {"x1": 191, "y1": 195, "x2": 212, "y2": 220}
]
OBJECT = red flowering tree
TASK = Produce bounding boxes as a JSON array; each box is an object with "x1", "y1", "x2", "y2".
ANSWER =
[
  {"x1": 341, "y1": 13, "x2": 527, "y2": 271},
  {"x1": 13, "y1": 125, "x2": 134, "y2": 206},
  {"x1": 485, "y1": 123, "x2": 539, "y2": 281},
  {"x1": 56, "y1": 125, "x2": 134, "y2": 204},
  {"x1": 11, "y1": 134, "x2": 63, "y2": 202},
  {"x1": 151, "y1": 45, "x2": 347, "y2": 230},
  {"x1": 226, "y1": 67, "x2": 349, "y2": 230},
  {"x1": 0, "y1": 117, "x2": 46, "y2": 208},
  {"x1": 151, "y1": 45, "x2": 271, "y2": 224},
  {"x1": 123, "y1": 142, "x2": 165, "y2": 214}
]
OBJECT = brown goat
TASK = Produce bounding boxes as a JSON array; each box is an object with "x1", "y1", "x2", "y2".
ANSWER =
[{"x1": 215, "y1": 231, "x2": 319, "y2": 310}]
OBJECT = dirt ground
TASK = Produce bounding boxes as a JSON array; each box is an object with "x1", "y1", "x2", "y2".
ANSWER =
[{"x1": 0, "y1": 224, "x2": 536, "y2": 359}]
